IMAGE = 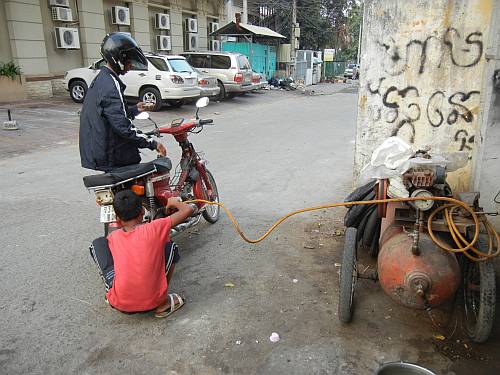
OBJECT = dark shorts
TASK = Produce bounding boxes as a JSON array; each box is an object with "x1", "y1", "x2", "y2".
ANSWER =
[{"x1": 89, "y1": 237, "x2": 180, "y2": 291}]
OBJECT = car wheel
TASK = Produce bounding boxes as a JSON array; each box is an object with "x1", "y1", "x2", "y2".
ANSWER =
[
  {"x1": 166, "y1": 99, "x2": 184, "y2": 108},
  {"x1": 139, "y1": 87, "x2": 162, "y2": 112},
  {"x1": 216, "y1": 80, "x2": 226, "y2": 101},
  {"x1": 69, "y1": 80, "x2": 87, "y2": 103}
]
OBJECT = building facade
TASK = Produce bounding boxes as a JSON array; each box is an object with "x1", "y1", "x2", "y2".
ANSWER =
[{"x1": 1, "y1": 0, "x2": 229, "y2": 99}]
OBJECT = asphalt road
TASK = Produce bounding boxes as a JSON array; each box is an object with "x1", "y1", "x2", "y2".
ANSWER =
[{"x1": 0, "y1": 85, "x2": 499, "y2": 375}]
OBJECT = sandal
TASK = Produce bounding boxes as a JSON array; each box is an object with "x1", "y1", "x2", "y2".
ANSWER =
[{"x1": 154, "y1": 293, "x2": 185, "y2": 318}]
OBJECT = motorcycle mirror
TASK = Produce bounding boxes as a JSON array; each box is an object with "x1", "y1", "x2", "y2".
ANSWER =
[
  {"x1": 135, "y1": 112, "x2": 150, "y2": 120},
  {"x1": 196, "y1": 97, "x2": 209, "y2": 108}
]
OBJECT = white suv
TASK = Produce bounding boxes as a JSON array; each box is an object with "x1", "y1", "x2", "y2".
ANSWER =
[{"x1": 64, "y1": 53, "x2": 201, "y2": 111}]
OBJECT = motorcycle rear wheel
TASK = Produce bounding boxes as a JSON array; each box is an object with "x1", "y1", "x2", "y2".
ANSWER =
[{"x1": 201, "y1": 169, "x2": 220, "y2": 223}]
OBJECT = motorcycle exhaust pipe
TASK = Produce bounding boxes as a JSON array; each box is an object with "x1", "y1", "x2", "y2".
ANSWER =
[{"x1": 170, "y1": 214, "x2": 202, "y2": 238}]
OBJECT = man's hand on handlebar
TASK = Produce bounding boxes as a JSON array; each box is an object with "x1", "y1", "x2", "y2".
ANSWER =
[{"x1": 156, "y1": 142, "x2": 167, "y2": 156}]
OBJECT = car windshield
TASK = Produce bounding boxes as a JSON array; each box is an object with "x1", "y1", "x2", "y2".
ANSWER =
[
  {"x1": 169, "y1": 59, "x2": 194, "y2": 73},
  {"x1": 148, "y1": 57, "x2": 169, "y2": 71},
  {"x1": 347, "y1": 64, "x2": 356, "y2": 69}
]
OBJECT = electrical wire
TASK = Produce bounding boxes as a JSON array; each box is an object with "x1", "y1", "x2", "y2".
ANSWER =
[{"x1": 186, "y1": 196, "x2": 499, "y2": 262}]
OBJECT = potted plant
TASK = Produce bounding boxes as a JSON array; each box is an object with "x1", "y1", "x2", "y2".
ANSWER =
[{"x1": 0, "y1": 61, "x2": 27, "y2": 102}]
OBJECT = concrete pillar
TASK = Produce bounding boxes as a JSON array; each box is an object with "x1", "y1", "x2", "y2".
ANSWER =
[
  {"x1": 5, "y1": 0, "x2": 52, "y2": 98},
  {"x1": 197, "y1": 2, "x2": 208, "y2": 51},
  {"x1": 353, "y1": 0, "x2": 494, "y2": 193},
  {"x1": 169, "y1": 7, "x2": 184, "y2": 54},
  {"x1": 130, "y1": 1, "x2": 150, "y2": 51},
  {"x1": 474, "y1": 1, "x2": 500, "y2": 227},
  {"x1": 77, "y1": 0, "x2": 106, "y2": 67}
]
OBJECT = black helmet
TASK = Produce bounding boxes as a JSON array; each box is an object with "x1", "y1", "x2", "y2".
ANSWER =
[{"x1": 100, "y1": 33, "x2": 147, "y2": 75}]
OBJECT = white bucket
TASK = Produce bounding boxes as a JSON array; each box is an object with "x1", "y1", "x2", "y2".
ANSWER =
[{"x1": 376, "y1": 362, "x2": 437, "y2": 375}]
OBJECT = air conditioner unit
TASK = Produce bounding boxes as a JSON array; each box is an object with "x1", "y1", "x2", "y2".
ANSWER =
[
  {"x1": 49, "y1": 0, "x2": 70, "y2": 7},
  {"x1": 155, "y1": 13, "x2": 170, "y2": 30},
  {"x1": 186, "y1": 33, "x2": 198, "y2": 51},
  {"x1": 185, "y1": 18, "x2": 198, "y2": 33},
  {"x1": 55, "y1": 27, "x2": 80, "y2": 49},
  {"x1": 210, "y1": 40, "x2": 220, "y2": 51},
  {"x1": 209, "y1": 22, "x2": 219, "y2": 33},
  {"x1": 156, "y1": 35, "x2": 171, "y2": 51},
  {"x1": 52, "y1": 6, "x2": 73, "y2": 22},
  {"x1": 111, "y1": 6, "x2": 130, "y2": 25}
]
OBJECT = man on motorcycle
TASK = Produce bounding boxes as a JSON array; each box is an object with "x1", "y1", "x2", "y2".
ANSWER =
[
  {"x1": 90, "y1": 190, "x2": 194, "y2": 317},
  {"x1": 79, "y1": 33, "x2": 166, "y2": 172}
]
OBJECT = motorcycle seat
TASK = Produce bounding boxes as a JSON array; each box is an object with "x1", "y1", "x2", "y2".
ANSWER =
[{"x1": 83, "y1": 157, "x2": 172, "y2": 188}]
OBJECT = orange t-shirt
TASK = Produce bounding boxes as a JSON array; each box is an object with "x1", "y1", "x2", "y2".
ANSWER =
[{"x1": 106, "y1": 217, "x2": 172, "y2": 312}]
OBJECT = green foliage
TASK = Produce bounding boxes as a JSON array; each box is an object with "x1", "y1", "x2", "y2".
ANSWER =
[
  {"x1": 0, "y1": 61, "x2": 22, "y2": 79},
  {"x1": 335, "y1": 2, "x2": 362, "y2": 62},
  {"x1": 258, "y1": 0, "x2": 362, "y2": 61}
]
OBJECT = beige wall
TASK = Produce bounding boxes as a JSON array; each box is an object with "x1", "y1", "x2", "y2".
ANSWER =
[
  {"x1": 354, "y1": 0, "x2": 494, "y2": 192},
  {"x1": 103, "y1": 0, "x2": 131, "y2": 34},
  {"x1": 40, "y1": 0, "x2": 83, "y2": 75},
  {"x1": 0, "y1": 3, "x2": 13, "y2": 62},
  {"x1": 5, "y1": 0, "x2": 49, "y2": 75}
]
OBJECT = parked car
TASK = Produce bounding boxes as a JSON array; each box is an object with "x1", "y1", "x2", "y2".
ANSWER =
[
  {"x1": 64, "y1": 53, "x2": 201, "y2": 111},
  {"x1": 251, "y1": 72, "x2": 266, "y2": 90},
  {"x1": 193, "y1": 68, "x2": 220, "y2": 99},
  {"x1": 181, "y1": 52, "x2": 254, "y2": 100},
  {"x1": 343, "y1": 63, "x2": 360, "y2": 79}
]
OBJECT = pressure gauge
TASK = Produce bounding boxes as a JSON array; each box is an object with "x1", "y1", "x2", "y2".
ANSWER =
[{"x1": 410, "y1": 189, "x2": 434, "y2": 211}]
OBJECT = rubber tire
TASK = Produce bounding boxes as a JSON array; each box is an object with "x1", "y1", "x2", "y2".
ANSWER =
[
  {"x1": 362, "y1": 208, "x2": 379, "y2": 249},
  {"x1": 356, "y1": 205, "x2": 376, "y2": 244},
  {"x1": 216, "y1": 80, "x2": 226, "y2": 101},
  {"x1": 338, "y1": 227, "x2": 357, "y2": 323},
  {"x1": 201, "y1": 169, "x2": 220, "y2": 223},
  {"x1": 463, "y1": 236, "x2": 496, "y2": 343},
  {"x1": 139, "y1": 87, "x2": 162, "y2": 112},
  {"x1": 344, "y1": 191, "x2": 376, "y2": 227},
  {"x1": 167, "y1": 99, "x2": 184, "y2": 108},
  {"x1": 69, "y1": 80, "x2": 87, "y2": 103}
]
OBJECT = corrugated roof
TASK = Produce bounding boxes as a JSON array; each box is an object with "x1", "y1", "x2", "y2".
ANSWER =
[
  {"x1": 211, "y1": 22, "x2": 286, "y2": 39},
  {"x1": 238, "y1": 23, "x2": 286, "y2": 38}
]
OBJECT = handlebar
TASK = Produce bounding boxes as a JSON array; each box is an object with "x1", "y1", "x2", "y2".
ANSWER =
[
  {"x1": 143, "y1": 129, "x2": 158, "y2": 137},
  {"x1": 142, "y1": 118, "x2": 214, "y2": 138}
]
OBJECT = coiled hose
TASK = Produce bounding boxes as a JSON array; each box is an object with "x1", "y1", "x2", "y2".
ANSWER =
[{"x1": 187, "y1": 196, "x2": 499, "y2": 262}]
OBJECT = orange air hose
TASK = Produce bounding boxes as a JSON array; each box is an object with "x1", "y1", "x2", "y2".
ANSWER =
[{"x1": 187, "y1": 196, "x2": 499, "y2": 261}]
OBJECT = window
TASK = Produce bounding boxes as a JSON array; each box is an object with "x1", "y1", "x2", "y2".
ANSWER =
[
  {"x1": 148, "y1": 57, "x2": 169, "y2": 72},
  {"x1": 237, "y1": 55, "x2": 251, "y2": 70},
  {"x1": 186, "y1": 54, "x2": 207, "y2": 69},
  {"x1": 211, "y1": 55, "x2": 231, "y2": 69},
  {"x1": 131, "y1": 59, "x2": 148, "y2": 71},
  {"x1": 168, "y1": 58, "x2": 195, "y2": 73}
]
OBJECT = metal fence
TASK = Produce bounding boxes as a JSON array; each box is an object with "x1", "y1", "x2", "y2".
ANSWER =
[{"x1": 324, "y1": 61, "x2": 347, "y2": 79}]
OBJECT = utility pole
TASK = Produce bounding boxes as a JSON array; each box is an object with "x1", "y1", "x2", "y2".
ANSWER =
[
  {"x1": 290, "y1": 0, "x2": 297, "y2": 77},
  {"x1": 356, "y1": 1, "x2": 364, "y2": 65}
]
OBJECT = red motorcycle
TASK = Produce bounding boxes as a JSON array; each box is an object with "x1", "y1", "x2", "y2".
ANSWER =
[{"x1": 83, "y1": 97, "x2": 220, "y2": 236}]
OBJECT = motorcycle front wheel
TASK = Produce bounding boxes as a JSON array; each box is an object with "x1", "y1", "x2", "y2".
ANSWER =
[{"x1": 201, "y1": 169, "x2": 220, "y2": 223}]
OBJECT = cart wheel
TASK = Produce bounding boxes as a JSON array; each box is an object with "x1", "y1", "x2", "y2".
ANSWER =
[
  {"x1": 338, "y1": 227, "x2": 358, "y2": 323},
  {"x1": 463, "y1": 237, "x2": 496, "y2": 343}
]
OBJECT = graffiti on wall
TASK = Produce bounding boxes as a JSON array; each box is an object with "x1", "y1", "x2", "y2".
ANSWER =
[{"x1": 365, "y1": 27, "x2": 483, "y2": 156}]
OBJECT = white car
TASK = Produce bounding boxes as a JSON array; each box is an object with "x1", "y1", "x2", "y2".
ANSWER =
[{"x1": 64, "y1": 53, "x2": 201, "y2": 111}]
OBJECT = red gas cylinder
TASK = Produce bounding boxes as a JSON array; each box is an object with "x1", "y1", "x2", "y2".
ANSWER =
[{"x1": 377, "y1": 228, "x2": 460, "y2": 309}]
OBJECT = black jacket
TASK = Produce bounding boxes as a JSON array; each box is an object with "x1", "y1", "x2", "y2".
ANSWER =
[{"x1": 79, "y1": 66, "x2": 157, "y2": 172}]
